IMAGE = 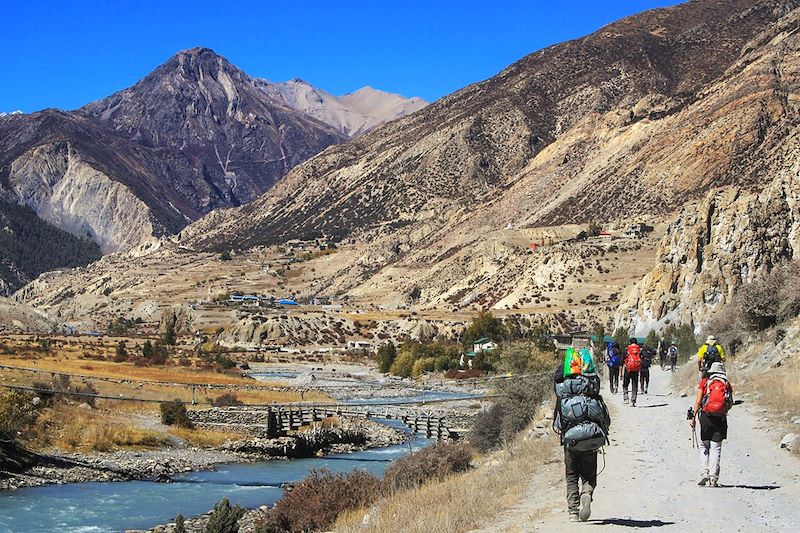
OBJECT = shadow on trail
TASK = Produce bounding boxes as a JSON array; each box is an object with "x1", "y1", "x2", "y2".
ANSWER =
[
  {"x1": 636, "y1": 403, "x2": 669, "y2": 408},
  {"x1": 590, "y1": 518, "x2": 675, "y2": 528},
  {"x1": 719, "y1": 484, "x2": 780, "y2": 490}
]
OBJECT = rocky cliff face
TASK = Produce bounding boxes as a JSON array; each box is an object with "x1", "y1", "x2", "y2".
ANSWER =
[
  {"x1": 256, "y1": 79, "x2": 428, "y2": 137},
  {"x1": 7, "y1": 141, "x2": 154, "y2": 252},
  {"x1": 617, "y1": 160, "x2": 800, "y2": 334}
]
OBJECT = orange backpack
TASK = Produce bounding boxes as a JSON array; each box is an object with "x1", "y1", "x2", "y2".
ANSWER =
[{"x1": 625, "y1": 344, "x2": 642, "y2": 372}]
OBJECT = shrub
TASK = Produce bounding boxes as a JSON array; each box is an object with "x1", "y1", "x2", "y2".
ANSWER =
[
  {"x1": 174, "y1": 514, "x2": 186, "y2": 533},
  {"x1": 0, "y1": 389, "x2": 40, "y2": 440},
  {"x1": 411, "y1": 356, "x2": 436, "y2": 377},
  {"x1": 113, "y1": 340, "x2": 128, "y2": 362},
  {"x1": 265, "y1": 470, "x2": 382, "y2": 532},
  {"x1": 214, "y1": 353, "x2": 237, "y2": 370},
  {"x1": 205, "y1": 497, "x2": 245, "y2": 533},
  {"x1": 389, "y1": 351, "x2": 415, "y2": 378},
  {"x1": 382, "y1": 441, "x2": 472, "y2": 492},
  {"x1": 212, "y1": 393, "x2": 244, "y2": 407},
  {"x1": 469, "y1": 375, "x2": 549, "y2": 452},
  {"x1": 160, "y1": 400, "x2": 194, "y2": 429},
  {"x1": 496, "y1": 342, "x2": 555, "y2": 374},
  {"x1": 737, "y1": 274, "x2": 782, "y2": 331}
]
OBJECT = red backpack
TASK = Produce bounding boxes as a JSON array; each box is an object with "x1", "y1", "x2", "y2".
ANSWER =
[
  {"x1": 702, "y1": 376, "x2": 733, "y2": 416},
  {"x1": 625, "y1": 344, "x2": 642, "y2": 372}
]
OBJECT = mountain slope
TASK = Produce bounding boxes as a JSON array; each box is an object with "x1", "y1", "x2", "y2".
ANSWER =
[
  {"x1": 257, "y1": 79, "x2": 428, "y2": 137},
  {"x1": 13, "y1": 0, "x2": 800, "y2": 327},
  {"x1": 0, "y1": 48, "x2": 348, "y2": 292},
  {"x1": 184, "y1": 0, "x2": 798, "y2": 251}
]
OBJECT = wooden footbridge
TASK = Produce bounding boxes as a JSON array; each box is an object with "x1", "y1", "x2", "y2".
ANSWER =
[{"x1": 189, "y1": 403, "x2": 475, "y2": 440}]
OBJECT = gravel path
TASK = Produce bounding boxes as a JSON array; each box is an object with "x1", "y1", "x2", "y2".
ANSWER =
[{"x1": 488, "y1": 368, "x2": 800, "y2": 532}]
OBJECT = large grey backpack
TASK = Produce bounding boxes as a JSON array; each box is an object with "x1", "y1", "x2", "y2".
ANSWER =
[
  {"x1": 560, "y1": 395, "x2": 609, "y2": 427},
  {"x1": 563, "y1": 421, "x2": 607, "y2": 452}
]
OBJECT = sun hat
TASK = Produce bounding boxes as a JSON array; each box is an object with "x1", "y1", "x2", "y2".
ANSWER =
[
  {"x1": 706, "y1": 335, "x2": 716, "y2": 344},
  {"x1": 708, "y1": 362, "x2": 725, "y2": 375}
]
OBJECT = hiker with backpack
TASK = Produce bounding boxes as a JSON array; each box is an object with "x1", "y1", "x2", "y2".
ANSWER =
[
  {"x1": 605, "y1": 341, "x2": 622, "y2": 393},
  {"x1": 668, "y1": 342, "x2": 679, "y2": 372},
  {"x1": 689, "y1": 361, "x2": 733, "y2": 487},
  {"x1": 622, "y1": 338, "x2": 642, "y2": 406},
  {"x1": 697, "y1": 335, "x2": 725, "y2": 379},
  {"x1": 553, "y1": 350, "x2": 611, "y2": 522},
  {"x1": 640, "y1": 346, "x2": 654, "y2": 394}
]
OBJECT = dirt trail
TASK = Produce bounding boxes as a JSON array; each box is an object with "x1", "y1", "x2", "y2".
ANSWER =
[{"x1": 492, "y1": 367, "x2": 800, "y2": 532}]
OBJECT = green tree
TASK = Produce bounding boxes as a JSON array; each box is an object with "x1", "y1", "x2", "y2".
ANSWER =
[
  {"x1": 114, "y1": 340, "x2": 128, "y2": 362},
  {"x1": 612, "y1": 327, "x2": 630, "y2": 350},
  {"x1": 174, "y1": 514, "x2": 186, "y2": 533},
  {"x1": 645, "y1": 330, "x2": 660, "y2": 348},
  {"x1": 142, "y1": 340, "x2": 154, "y2": 358},
  {"x1": 161, "y1": 320, "x2": 177, "y2": 346},
  {"x1": 377, "y1": 341, "x2": 397, "y2": 373},
  {"x1": 463, "y1": 310, "x2": 506, "y2": 349}
]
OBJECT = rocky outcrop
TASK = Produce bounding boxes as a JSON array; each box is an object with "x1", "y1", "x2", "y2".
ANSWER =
[
  {"x1": 8, "y1": 141, "x2": 154, "y2": 252},
  {"x1": 159, "y1": 304, "x2": 197, "y2": 336},
  {"x1": 0, "y1": 296, "x2": 63, "y2": 332},
  {"x1": 617, "y1": 163, "x2": 800, "y2": 333}
]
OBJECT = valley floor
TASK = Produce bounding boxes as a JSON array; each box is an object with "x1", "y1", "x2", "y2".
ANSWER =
[{"x1": 480, "y1": 368, "x2": 800, "y2": 532}]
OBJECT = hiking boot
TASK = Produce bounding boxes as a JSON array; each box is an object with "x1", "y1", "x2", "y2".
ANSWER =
[
  {"x1": 569, "y1": 514, "x2": 580, "y2": 522},
  {"x1": 579, "y1": 493, "x2": 592, "y2": 522},
  {"x1": 631, "y1": 401, "x2": 636, "y2": 407},
  {"x1": 710, "y1": 476, "x2": 719, "y2": 487},
  {"x1": 698, "y1": 472, "x2": 709, "y2": 486},
  {"x1": 623, "y1": 397, "x2": 629, "y2": 404}
]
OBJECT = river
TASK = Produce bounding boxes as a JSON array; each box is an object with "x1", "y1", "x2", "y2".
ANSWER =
[{"x1": 0, "y1": 420, "x2": 431, "y2": 533}]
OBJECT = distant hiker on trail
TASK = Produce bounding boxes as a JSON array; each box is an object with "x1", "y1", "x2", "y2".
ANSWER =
[
  {"x1": 606, "y1": 341, "x2": 622, "y2": 394},
  {"x1": 658, "y1": 341, "x2": 667, "y2": 370},
  {"x1": 553, "y1": 353, "x2": 611, "y2": 522},
  {"x1": 640, "y1": 346, "x2": 654, "y2": 394},
  {"x1": 623, "y1": 338, "x2": 642, "y2": 406},
  {"x1": 697, "y1": 335, "x2": 725, "y2": 378},
  {"x1": 690, "y1": 362, "x2": 733, "y2": 487},
  {"x1": 668, "y1": 342, "x2": 679, "y2": 372}
]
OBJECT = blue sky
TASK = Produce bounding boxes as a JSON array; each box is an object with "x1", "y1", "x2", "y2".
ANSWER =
[{"x1": 0, "y1": 0, "x2": 678, "y2": 112}]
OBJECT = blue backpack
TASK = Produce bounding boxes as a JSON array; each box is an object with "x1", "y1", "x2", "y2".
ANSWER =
[{"x1": 606, "y1": 342, "x2": 621, "y2": 367}]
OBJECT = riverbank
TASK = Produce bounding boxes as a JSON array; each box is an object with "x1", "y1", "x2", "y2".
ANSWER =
[{"x1": 0, "y1": 418, "x2": 405, "y2": 491}]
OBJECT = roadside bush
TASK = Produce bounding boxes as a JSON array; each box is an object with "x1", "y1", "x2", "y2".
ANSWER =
[
  {"x1": 411, "y1": 356, "x2": 436, "y2": 377},
  {"x1": 205, "y1": 497, "x2": 245, "y2": 533},
  {"x1": 0, "y1": 389, "x2": 40, "y2": 440},
  {"x1": 212, "y1": 393, "x2": 243, "y2": 407},
  {"x1": 214, "y1": 353, "x2": 237, "y2": 370},
  {"x1": 160, "y1": 400, "x2": 194, "y2": 429},
  {"x1": 496, "y1": 342, "x2": 555, "y2": 374},
  {"x1": 264, "y1": 469, "x2": 382, "y2": 532},
  {"x1": 382, "y1": 441, "x2": 472, "y2": 492},
  {"x1": 469, "y1": 375, "x2": 549, "y2": 452},
  {"x1": 174, "y1": 514, "x2": 186, "y2": 533},
  {"x1": 737, "y1": 273, "x2": 782, "y2": 331}
]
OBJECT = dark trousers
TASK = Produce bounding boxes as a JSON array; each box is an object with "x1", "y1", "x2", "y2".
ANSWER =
[
  {"x1": 565, "y1": 446, "x2": 597, "y2": 514},
  {"x1": 670, "y1": 358, "x2": 677, "y2": 372},
  {"x1": 623, "y1": 369, "x2": 639, "y2": 404},
  {"x1": 608, "y1": 366, "x2": 620, "y2": 392},
  {"x1": 640, "y1": 368, "x2": 650, "y2": 391}
]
